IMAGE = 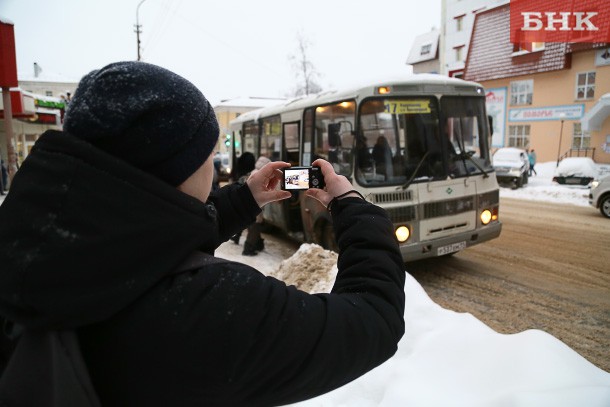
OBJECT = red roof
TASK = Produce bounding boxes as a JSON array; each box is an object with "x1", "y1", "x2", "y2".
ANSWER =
[{"x1": 464, "y1": 4, "x2": 608, "y2": 83}]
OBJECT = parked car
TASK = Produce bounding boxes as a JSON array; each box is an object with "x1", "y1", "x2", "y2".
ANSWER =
[
  {"x1": 589, "y1": 175, "x2": 610, "y2": 218},
  {"x1": 552, "y1": 157, "x2": 597, "y2": 186},
  {"x1": 492, "y1": 147, "x2": 529, "y2": 189}
]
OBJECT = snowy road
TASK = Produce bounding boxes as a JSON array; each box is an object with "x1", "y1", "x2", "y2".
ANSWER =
[{"x1": 408, "y1": 196, "x2": 610, "y2": 373}]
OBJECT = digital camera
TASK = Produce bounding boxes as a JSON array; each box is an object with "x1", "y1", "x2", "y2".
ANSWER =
[{"x1": 281, "y1": 166, "x2": 325, "y2": 190}]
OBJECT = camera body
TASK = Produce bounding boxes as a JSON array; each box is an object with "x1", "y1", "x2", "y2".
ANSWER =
[{"x1": 281, "y1": 166, "x2": 325, "y2": 190}]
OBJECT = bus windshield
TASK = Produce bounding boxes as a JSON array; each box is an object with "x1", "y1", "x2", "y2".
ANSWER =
[{"x1": 355, "y1": 96, "x2": 492, "y2": 187}]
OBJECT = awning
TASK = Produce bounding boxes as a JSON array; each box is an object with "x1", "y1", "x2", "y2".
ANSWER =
[{"x1": 581, "y1": 93, "x2": 610, "y2": 132}]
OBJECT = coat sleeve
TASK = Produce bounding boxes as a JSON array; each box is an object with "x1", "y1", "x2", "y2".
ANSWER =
[
  {"x1": 207, "y1": 182, "x2": 261, "y2": 243},
  {"x1": 78, "y1": 199, "x2": 405, "y2": 407},
  {"x1": 213, "y1": 198, "x2": 405, "y2": 405}
]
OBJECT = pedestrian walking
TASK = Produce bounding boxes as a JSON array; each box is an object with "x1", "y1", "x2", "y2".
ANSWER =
[{"x1": 528, "y1": 148, "x2": 537, "y2": 176}]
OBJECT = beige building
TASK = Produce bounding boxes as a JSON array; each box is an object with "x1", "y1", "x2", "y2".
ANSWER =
[{"x1": 464, "y1": 4, "x2": 610, "y2": 164}]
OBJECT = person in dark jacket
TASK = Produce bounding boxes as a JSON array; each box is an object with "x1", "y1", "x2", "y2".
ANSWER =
[{"x1": 0, "y1": 61, "x2": 406, "y2": 406}]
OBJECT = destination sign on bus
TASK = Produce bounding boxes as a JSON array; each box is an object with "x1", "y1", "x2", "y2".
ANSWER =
[{"x1": 384, "y1": 100, "x2": 431, "y2": 114}]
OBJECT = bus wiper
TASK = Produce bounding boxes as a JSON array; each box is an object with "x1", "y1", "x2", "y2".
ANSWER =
[
  {"x1": 398, "y1": 151, "x2": 432, "y2": 190},
  {"x1": 456, "y1": 150, "x2": 490, "y2": 178}
]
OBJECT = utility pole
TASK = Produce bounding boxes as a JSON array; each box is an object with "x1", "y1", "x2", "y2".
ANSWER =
[{"x1": 134, "y1": 0, "x2": 148, "y2": 61}]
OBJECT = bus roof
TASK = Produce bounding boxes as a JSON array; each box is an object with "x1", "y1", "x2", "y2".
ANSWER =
[{"x1": 229, "y1": 73, "x2": 484, "y2": 126}]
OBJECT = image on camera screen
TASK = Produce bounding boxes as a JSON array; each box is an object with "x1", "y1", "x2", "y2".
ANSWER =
[{"x1": 283, "y1": 168, "x2": 310, "y2": 190}]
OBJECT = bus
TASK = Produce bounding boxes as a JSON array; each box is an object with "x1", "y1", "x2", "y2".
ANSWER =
[{"x1": 228, "y1": 74, "x2": 502, "y2": 261}]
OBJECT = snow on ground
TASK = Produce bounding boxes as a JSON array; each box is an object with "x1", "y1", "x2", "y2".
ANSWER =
[
  {"x1": 2, "y1": 162, "x2": 610, "y2": 405},
  {"x1": 214, "y1": 161, "x2": 610, "y2": 407},
  {"x1": 499, "y1": 161, "x2": 609, "y2": 207}
]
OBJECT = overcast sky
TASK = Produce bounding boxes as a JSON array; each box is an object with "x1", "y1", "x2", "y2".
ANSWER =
[{"x1": 1, "y1": 0, "x2": 441, "y2": 106}]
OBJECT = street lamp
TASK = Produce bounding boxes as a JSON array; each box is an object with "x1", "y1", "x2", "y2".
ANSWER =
[
  {"x1": 135, "y1": 0, "x2": 148, "y2": 61},
  {"x1": 556, "y1": 113, "x2": 566, "y2": 167}
]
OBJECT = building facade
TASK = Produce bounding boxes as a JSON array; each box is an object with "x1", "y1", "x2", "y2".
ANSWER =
[
  {"x1": 406, "y1": 29, "x2": 440, "y2": 74},
  {"x1": 441, "y1": 0, "x2": 507, "y2": 78},
  {"x1": 464, "y1": 4, "x2": 610, "y2": 164}
]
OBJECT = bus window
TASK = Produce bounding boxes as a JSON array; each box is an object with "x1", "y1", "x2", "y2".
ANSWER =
[
  {"x1": 283, "y1": 122, "x2": 300, "y2": 166},
  {"x1": 313, "y1": 101, "x2": 355, "y2": 176},
  {"x1": 243, "y1": 121, "x2": 260, "y2": 156},
  {"x1": 357, "y1": 98, "x2": 441, "y2": 186},
  {"x1": 261, "y1": 115, "x2": 281, "y2": 161},
  {"x1": 441, "y1": 97, "x2": 493, "y2": 178}
]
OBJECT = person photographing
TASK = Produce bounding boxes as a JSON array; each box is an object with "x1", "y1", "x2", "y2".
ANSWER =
[{"x1": 0, "y1": 61, "x2": 405, "y2": 406}]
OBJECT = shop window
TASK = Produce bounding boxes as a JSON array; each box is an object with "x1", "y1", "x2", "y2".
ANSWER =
[
  {"x1": 575, "y1": 72, "x2": 595, "y2": 100},
  {"x1": 510, "y1": 79, "x2": 533, "y2": 105}
]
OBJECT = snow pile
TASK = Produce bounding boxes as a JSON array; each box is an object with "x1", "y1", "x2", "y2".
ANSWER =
[
  {"x1": 216, "y1": 240, "x2": 610, "y2": 406},
  {"x1": 283, "y1": 256, "x2": 610, "y2": 406},
  {"x1": 268, "y1": 244, "x2": 338, "y2": 294}
]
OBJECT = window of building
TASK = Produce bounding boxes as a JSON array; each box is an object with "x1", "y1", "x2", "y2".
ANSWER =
[
  {"x1": 454, "y1": 45, "x2": 465, "y2": 62},
  {"x1": 572, "y1": 122, "x2": 591, "y2": 149},
  {"x1": 455, "y1": 15, "x2": 465, "y2": 32},
  {"x1": 510, "y1": 80, "x2": 533, "y2": 105},
  {"x1": 575, "y1": 72, "x2": 595, "y2": 100},
  {"x1": 420, "y1": 44, "x2": 432, "y2": 56},
  {"x1": 45, "y1": 91, "x2": 53, "y2": 97},
  {"x1": 508, "y1": 125, "x2": 530, "y2": 148},
  {"x1": 512, "y1": 30, "x2": 545, "y2": 55},
  {"x1": 513, "y1": 42, "x2": 545, "y2": 54}
]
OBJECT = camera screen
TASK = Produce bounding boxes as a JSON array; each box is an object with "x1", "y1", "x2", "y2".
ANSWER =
[{"x1": 283, "y1": 168, "x2": 310, "y2": 190}]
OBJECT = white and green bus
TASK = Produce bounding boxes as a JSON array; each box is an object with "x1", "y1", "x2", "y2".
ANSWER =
[{"x1": 229, "y1": 75, "x2": 502, "y2": 261}]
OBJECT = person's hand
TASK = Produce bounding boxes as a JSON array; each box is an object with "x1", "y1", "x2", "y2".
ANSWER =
[
  {"x1": 246, "y1": 161, "x2": 292, "y2": 207},
  {"x1": 306, "y1": 159, "x2": 361, "y2": 208}
]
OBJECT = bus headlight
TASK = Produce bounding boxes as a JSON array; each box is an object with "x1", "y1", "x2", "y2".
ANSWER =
[
  {"x1": 480, "y1": 209, "x2": 492, "y2": 225},
  {"x1": 395, "y1": 226, "x2": 410, "y2": 243}
]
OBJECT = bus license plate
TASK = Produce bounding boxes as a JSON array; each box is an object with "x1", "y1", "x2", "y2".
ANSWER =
[{"x1": 437, "y1": 241, "x2": 466, "y2": 256}]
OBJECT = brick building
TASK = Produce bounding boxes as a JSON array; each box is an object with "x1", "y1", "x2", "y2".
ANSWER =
[{"x1": 464, "y1": 3, "x2": 610, "y2": 164}]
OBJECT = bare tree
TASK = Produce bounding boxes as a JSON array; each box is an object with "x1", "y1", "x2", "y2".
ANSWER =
[{"x1": 288, "y1": 31, "x2": 323, "y2": 97}]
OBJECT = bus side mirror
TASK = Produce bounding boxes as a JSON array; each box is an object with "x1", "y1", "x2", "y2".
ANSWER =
[{"x1": 488, "y1": 115, "x2": 494, "y2": 136}]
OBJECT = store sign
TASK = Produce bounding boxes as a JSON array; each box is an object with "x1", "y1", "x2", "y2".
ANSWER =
[
  {"x1": 509, "y1": 104, "x2": 584, "y2": 122},
  {"x1": 595, "y1": 47, "x2": 610, "y2": 67},
  {"x1": 510, "y1": 0, "x2": 610, "y2": 43},
  {"x1": 0, "y1": 89, "x2": 36, "y2": 117}
]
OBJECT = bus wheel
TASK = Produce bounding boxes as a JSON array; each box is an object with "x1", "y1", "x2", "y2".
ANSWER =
[{"x1": 316, "y1": 220, "x2": 338, "y2": 252}]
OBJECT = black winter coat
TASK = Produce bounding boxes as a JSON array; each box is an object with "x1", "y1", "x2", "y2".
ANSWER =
[{"x1": 0, "y1": 130, "x2": 406, "y2": 406}]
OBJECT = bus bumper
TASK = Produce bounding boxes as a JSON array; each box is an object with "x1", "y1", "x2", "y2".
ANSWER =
[{"x1": 399, "y1": 221, "x2": 502, "y2": 262}]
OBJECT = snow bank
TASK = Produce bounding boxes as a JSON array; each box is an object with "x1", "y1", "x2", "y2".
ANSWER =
[
  {"x1": 274, "y1": 245, "x2": 610, "y2": 407},
  {"x1": 219, "y1": 239, "x2": 610, "y2": 406}
]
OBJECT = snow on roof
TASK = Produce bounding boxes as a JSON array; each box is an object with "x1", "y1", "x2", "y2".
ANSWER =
[
  {"x1": 18, "y1": 71, "x2": 80, "y2": 84},
  {"x1": 406, "y1": 29, "x2": 439, "y2": 65},
  {"x1": 214, "y1": 96, "x2": 287, "y2": 109},
  {"x1": 0, "y1": 16, "x2": 14, "y2": 25}
]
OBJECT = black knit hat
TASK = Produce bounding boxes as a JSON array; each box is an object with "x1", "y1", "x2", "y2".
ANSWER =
[{"x1": 63, "y1": 61, "x2": 219, "y2": 186}]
